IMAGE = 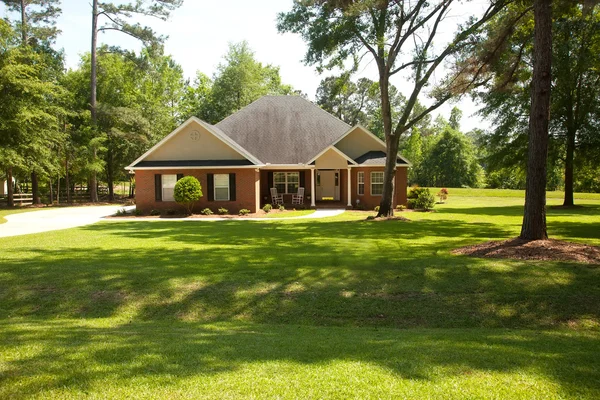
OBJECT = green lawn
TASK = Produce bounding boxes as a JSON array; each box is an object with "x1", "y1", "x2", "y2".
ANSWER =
[{"x1": 1, "y1": 193, "x2": 599, "y2": 398}]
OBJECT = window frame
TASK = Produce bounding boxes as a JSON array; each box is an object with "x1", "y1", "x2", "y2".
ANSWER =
[
  {"x1": 214, "y1": 173, "x2": 230, "y2": 201},
  {"x1": 370, "y1": 171, "x2": 384, "y2": 196},
  {"x1": 273, "y1": 172, "x2": 299, "y2": 194},
  {"x1": 162, "y1": 174, "x2": 177, "y2": 202},
  {"x1": 357, "y1": 171, "x2": 365, "y2": 195}
]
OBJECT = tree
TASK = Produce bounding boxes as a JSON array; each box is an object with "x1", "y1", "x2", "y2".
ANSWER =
[
  {"x1": 449, "y1": 107, "x2": 463, "y2": 130},
  {"x1": 520, "y1": 0, "x2": 552, "y2": 240},
  {"x1": 89, "y1": 0, "x2": 182, "y2": 201},
  {"x1": 0, "y1": 20, "x2": 64, "y2": 206},
  {"x1": 315, "y1": 73, "x2": 404, "y2": 138},
  {"x1": 279, "y1": 0, "x2": 510, "y2": 216},
  {"x1": 1, "y1": 0, "x2": 62, "y2": 204},
  {"x1": 478, "y1": 2, "x2": 600, "y2": 204},
  {"x1": 205, "y1": 41, "x2": 294, "y2": 124},
  {"x1": 174, "y1": 176, "x2": 202, "y2": 215}
]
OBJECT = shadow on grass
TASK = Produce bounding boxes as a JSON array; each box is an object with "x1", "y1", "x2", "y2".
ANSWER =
[
  {"x1": 437, "y1": 204, "x2": 600, "y2": 218},
  {"x1": 1, "y1": 220, "x2": 599, "y2": 329},
  {"x1": 0, "y1": 321, "x2": 599, "y2": 398}
]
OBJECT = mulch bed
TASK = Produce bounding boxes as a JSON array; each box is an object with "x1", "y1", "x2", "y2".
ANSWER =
[
  {"x1": 453, "y1": 238, "x2": 600, "y2": 265},
  {"x1": 365, "y1": 215, "x2": 411, "y2": 222}
]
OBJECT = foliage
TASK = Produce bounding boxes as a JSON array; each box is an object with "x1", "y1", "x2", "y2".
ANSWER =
[
  {"x1": 437, "y1": 188, "x2": 449, "y2": 203},
  {"x1": 278, "y1": 0, "x2": 509, "y2": 216},
  {"x1": 407, "y1": 186, "x2": 435, "y2": 210},
  {"x1": 218, "y1": 207, "x2": 228, "y2": 215},
  {"x1": 150, "y1": 209, "x2": 160, "y2": 216},
  {"x1": 238, "y1": 209, "x2": 251, "y2": 216},
  {"x1": 278, "y1": 204, "x2": 285, "y2": 211},
  {"x1": 262, "y1": 204, "x2": 272, "y2": 213},
  {"x1": 374, "y1": 206, "x2": 380, "y2": 212},
  {"x1": 173, "y1": 176, "x2": 202, "y2": 215},
  {"x1": 395, "y1": 205, "x2": 406, "y2": 211},
  {"x1": 200, "y1": 208, "x2": 213, "y2": 216}
]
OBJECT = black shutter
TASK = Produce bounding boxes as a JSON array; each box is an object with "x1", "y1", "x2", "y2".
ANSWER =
[
  {"x1": 207, "y1": 174, "x2": 214, "y2": 201},
  {"x1": 154, "y1": 174, "x2": 162, "y2": 201},
  {"x1": 177, "y1": 173, "x2": 184, "y2": 181},
  {"x1": 267, "y1": 171, "x2": 273, "y2": 189},
  {"x1": 299, "y1": 171, "x2": 306, "y2": 188},
  {"x1": 229, "y1": 173, "x2": 236, "y2": 201}
]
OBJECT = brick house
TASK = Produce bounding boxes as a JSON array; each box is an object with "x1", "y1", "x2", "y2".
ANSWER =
[{"x1": 127, "y1": 96, "x2": 410, "y2": 214}]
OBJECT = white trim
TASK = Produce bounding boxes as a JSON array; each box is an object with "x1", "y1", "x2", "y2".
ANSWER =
[
  {"x1": 213, "y1": 173, "x2": 230, "y2": 201},
  {"x1": 305, "y1": 144, "x2": 358, "y2": 166},
  {"x1": 357, "y1": 171, "x2": 365, "y2": 195},
  {"x1": 126, "y1": 117, "x2": 262, "y2": 171},
  {"x1": 307, "y1": 124, "x2": 412, "y2": 167},
  {"x1": 310, "y1": 169, "x2": 316, "y2": 207},
  {"x1": 347, "y1": 168, "x2": 352, "y2": 207},
  {"x1": 261, "y1": 164, "x2": 314, "y2": 170},
  {"x1": 370, "y1": 171, "x2": 384, "y2": 196},
  {"x1": 131, "y1": 165, "x2": 264, "y2": 170}
]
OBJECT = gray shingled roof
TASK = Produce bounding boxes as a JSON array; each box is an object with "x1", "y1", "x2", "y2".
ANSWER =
[
  {"x1": 354, "y1": 151, "x2": 410, "y2": 166},
  {"x1": 215, "y1": 96, "x2": 351, "y2": 164}
]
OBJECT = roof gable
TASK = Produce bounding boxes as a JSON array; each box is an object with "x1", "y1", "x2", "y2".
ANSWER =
[
  {"x1": 127, "y1": 117, "x2": 262, "y2": 169},
  {"x1": 215, "y1": 96, "x2": 350, "y2": 164}
]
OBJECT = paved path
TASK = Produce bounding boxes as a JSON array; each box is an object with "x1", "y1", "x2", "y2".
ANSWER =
[
  {"x1": 0, "y1": 205, "x2": 130, "y2": 238},
  {"x1": 0, "y1": 207, "x2": 345, "y2": 238},
  {"x1": 106, "y1": 208, "x2": 346, "y2": 222}
]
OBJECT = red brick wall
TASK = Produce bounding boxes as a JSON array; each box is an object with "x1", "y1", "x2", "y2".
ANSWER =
[
  {"x1": 135, "y1": 168, "x2": 259, "y2": 214},
  {"x1": 350, "y1": 167, "x2": 408, "y2": 210}
]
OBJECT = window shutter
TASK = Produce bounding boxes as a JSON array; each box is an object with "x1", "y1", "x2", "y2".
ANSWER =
[
  {"x1": 267, "y1": 171, "x2": 273, "y2": 189},
  {"x1": 207, "y1": 174, "x2": 214, "y2": 201},
  {"x1": 229, "y1": 173, "x2": 236, "y2": 201},
  {"x1": 299, "y1": 171, "x2": 306, "y2": 188},
  {"x1": 177, "y1": 173, "x2": 183, "y2": 181},
  {"x1": 154, "y1": 174, "x2": 162, "y2": 202}
]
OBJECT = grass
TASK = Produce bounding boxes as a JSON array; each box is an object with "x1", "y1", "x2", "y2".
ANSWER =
[
  {"x1": 426, "y1": 187, "x2": 600, "y2": 200},
  {"x1": 0, "y1": 192, "x2": 599, "y2": 398},
  {"x1": 262, "y1": 209, "x2": 315, "y2": 218}
]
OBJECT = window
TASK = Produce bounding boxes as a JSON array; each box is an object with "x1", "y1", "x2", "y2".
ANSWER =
[
  {"x1": 162, "y1": 174, "x2": 177, "y2": 201},
  {"x1": 371, "y1": 171, "x2": 384, "y2": 195},
  {"x1": 274, "y1": 172, "x2": 299, "y2": 194},
  {"x1": 357, "y1": 172, "x2": 364, "y2": 195},
  {"x1": 214, "y1": 174, "x2": 230, "y2": 201}
]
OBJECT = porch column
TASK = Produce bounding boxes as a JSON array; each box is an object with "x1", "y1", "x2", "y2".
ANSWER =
[
  {"x1": 347, "y1": 168, "x2": 352, "y2": 207},
  {"x1": 310, "y1": 168, "x2": 316, "y2": 207}
]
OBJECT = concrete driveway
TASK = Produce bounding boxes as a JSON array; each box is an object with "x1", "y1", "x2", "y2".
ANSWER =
[{"x1": 0, "y1": 205, "x2": 128, "y2": 238}]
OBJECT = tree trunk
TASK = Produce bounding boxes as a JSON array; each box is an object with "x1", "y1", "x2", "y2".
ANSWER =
[
  {"x1": 563, "y1": 127, "x2": 576, "y2": 207},
  {"x1": 19, "y1": 0, "x2": 27, "y2": 44},
  {"x1": 49, "y1": 178, "x2": 53, "y2": 204},
  {"x1": 31, "y1": 171, "x2": 40, "y2": 204},
  {"x1": 107, "y1": 147, "x2": 114, "y2": 201},
  {"x1": 65, "y1": 155, "x2": 72, "y2": 203},
  {"x1": 7, "y1": 167, "x2": 14, "y2": 207},
  {"x1": 89, "y1": 0, "x2": 99, "y2": 203},
  {"x1": 520, "y1": 0, "x2": 552, "y2": 241},
  {"x1": 377, "y1": 66, "x2": 395, "y2": 217}
]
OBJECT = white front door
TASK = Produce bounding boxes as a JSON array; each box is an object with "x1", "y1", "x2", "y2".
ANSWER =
[{"x1": 317, "y1": 170, "x2": 340, "y2": 201}]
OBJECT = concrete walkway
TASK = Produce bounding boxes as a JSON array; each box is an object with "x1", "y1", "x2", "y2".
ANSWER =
[
  {"x1": 0, "y1": 207, "x2": 346, "y2": 238},
  {"x1": 0, "y1": 205, "x2": 130, "y2": 238},
  {"x1": 106, "y1": 208, "x2": 346, "y2": 222}
]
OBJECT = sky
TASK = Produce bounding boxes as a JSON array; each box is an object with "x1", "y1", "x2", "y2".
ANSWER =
[{"x1": 1, "y1": 0, "x2": 492, "y2": 132}]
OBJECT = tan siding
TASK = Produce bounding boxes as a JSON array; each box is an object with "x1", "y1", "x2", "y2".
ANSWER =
[
  {"x1": 145, "y1": 121, "x2": 246, "y2": 162},
  {"x1": 314, "y1": 148, "x2": 349, "y2": 169},
  {"x1": 335, "y1": 128, "x2": 386, "y2": 159}
]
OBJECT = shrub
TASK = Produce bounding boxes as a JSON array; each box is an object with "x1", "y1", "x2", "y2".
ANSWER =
[
  {"x1": 407, "y1": 199, "x2": 417, "y2": 209},
  {"x1": 174, "y1": 176, "x2": 202, "y2": 215},
  {"x1": 134, "y1": 208, "x2": 143, "y2": 216},
  {"x1": 353, "y1": 204, "x2": 365, "y2": 210},
  {"x1": 413, "y1": 189, "x2": 436, "y2": 210},
  {"x1": 150, "y1": 209, "x2": 161, "y2": 216},
  {"x1": 408, "y1": 185, "x2": 429, "y2": 199},
  {"x1": 200, "y1": 208, "x2": 213, "y2": 216},
  {"x1": 374, "y1": 205, "x2": 380, "y2": 212},
  {"x1": 115, "y1": 208, "x2": 127, "y2": 216},
  {"x1": 278, "y1": 204, "x2": 285, "y2": 211},
  {"x1": 218, "y1": 207, "x2": 228, "y2": 215},
  {"x1": 263, "y1": 204, "x2": 273, "y2": 213},
  {"x1": 437, "y1": 188, "x2": 449, "y2": 203},
  {"x1": 164, "y1": 209, "x2": 177, "y2": 216},
  {"x1": 396, "y1": 205, "x2": 406, "y2": 211},
  {"x1": 239, "y1": 209, "x2": 251, "y2": 216}
]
